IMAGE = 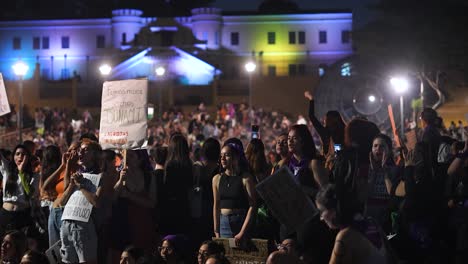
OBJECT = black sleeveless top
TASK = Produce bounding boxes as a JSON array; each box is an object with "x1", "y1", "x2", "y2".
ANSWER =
[{"x1": 219, "y1": 173, "x2": 249, "y2": 209}]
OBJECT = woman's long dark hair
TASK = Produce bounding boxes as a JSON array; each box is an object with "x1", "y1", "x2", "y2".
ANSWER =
[
  {"x1": 326, "y1": 110, "x2": 346, "y2": 144},
  {"x1": 164, "y1": 133, "x2": 192, "y2": 183},
  {"x1": 245, "y1": 139, "x2": 269, "y2": 181},
  {"x1": 5, "y1": 145, "x2": 33, "y2": 196},
  {"x1": 40, "y1": 145, "x2": 62, "y2": 197},
  {"x1": 289, "y1": 124, "x2": 317, "y2": 160},
  {"x1": 1, "y1": 230, "x2": 27, "y2": 263},
  {"x1": 165, "y1": 133, "x2": 192, "y2": 169}
]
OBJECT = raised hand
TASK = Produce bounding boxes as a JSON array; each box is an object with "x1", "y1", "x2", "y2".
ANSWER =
[
  {"x1": 18, "y1": 157, "x2": 28, "y2": 173},
  {"x1": 304, "y1": 91, "x2": 313, "y2": 101}
]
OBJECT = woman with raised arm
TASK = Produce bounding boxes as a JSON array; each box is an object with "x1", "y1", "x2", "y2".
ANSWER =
[
  {"x1": 212, "y1": 141, "x2": 256, "y2": 245},
  {"x1": 40, "y1": 142, "x2": 79, "y2": 247},
  {"x1": 305, "y1": 91, "x2": 345, "y2": 157},
  {"x1": 0, "y1": 145, "x2": 40, "y2": 236}
]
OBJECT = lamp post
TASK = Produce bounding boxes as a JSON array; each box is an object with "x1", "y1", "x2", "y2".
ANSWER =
[
  {"x1": 244, "y1": 62, "x2": 256, "y2": 124},
  {"x1": 155, "y1": 66, "x2": 165, "y2": 118},
  {"x1": 12, "y1": 62, "x2": 29, "y2": 143},
  {"x1": 390, "y1": 77, "x2": 409, "y2": 136}
]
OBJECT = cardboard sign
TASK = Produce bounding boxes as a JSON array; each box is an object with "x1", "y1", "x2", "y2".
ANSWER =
[
  {"x1": 388, "y1": 104, "x2": 401, "y2": 147},
  {"x1": 61, "y1": 173, "x2": 101, "y2": 222},
  {"x1": 99, "y1": 79, "x2": 148, "y2": 149},
  {"x1": 256, "y1": 167, "x2": 317, "y2": 232},
  {"x1": 0, "y1": 73, "x2": 11, "y2": 116},
  {"x1": 45, "y1": 240, "x2": 62, "y2": 264},
  {"x1": 213, "y1": 238, "x2": 268, "y2": 264}
]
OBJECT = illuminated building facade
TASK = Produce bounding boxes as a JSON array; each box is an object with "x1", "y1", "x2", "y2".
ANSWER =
[{"x1": 0, "y1": 7, "x2": 352, "y2": 113}]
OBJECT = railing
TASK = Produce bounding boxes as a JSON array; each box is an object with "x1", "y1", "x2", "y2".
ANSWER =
[{"x1": 0, "y1": 127, "x2": 35, "y2": 150}]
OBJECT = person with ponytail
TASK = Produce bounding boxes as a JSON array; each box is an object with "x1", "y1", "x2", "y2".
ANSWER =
[{"x1": 0, "y1": 145, "x2": 40, "y2": 236}]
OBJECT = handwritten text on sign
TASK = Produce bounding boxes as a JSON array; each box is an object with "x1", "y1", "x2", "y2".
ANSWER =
[
  {"x1": 99, "y1": 79, "x2": 147, "y2": 149},
  {"x1": 0, "y1": 73, "x2": 11, "y2": 116},
  {"x1": 61, "y1": 173, "x2": 101, "y2": 223}
]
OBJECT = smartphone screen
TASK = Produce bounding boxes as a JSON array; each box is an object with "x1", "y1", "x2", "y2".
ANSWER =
[
  {"x1": 334, "y1": 144, "x2": 342, "y2": 152},
  {"x1": 251, "y1": 125, "x2": 260, "y2": 139}
]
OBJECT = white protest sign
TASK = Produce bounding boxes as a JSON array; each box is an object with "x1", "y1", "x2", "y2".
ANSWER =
[
  {"x1": 99, "y1": 79, "x2": 147, "y2": 149},
  {"x1": 62, "y1": 173, "x2": 101, "y2": 222},
  {"x1": 0, "y1": 73, "x2": 11, "y2": 116},
  {"x1": 256, "y1": 167, "x2": 317, "y2": 232}
]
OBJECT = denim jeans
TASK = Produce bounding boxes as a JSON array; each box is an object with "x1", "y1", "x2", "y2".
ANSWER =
[
  {"x1": 48, "y1": 207, "x2": 64, "y2": 247},
  {"x1": 220, "y1": 212, "x2": 246, "y2": 238}
]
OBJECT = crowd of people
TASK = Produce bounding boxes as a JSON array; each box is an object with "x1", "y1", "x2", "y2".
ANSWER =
[{"x1": 0, "y1": 93, "x2": 467, "y2": 264}]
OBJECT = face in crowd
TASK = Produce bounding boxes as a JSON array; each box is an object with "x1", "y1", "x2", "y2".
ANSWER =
[
  {"x1": 275, "y1": 134, "x2": 288, "y2": 157},
  {"x1": 287, "y1": 129, "x2": 302, "y2": 155},
  {"x1": 220, "y1": 145, "x2": 238, "y2": 172},
  {"x1": 14, "y1": 147, "x2": 29, "y2": 169},
  {"x1": 371, "y1": 137, "x2": 389, "y2": 162},
  {"x1": 317, "y1": 201, "x2": 338, "y2": 230},
  {"x1": 120, "y1": 250, "x2": 136, "y2": 264},
  {"x1": 159, "y1": 240, "x2": 175, "y2": 262},
  {"x1": 197, "y1": 243, "x2": 209, "y2": 264}
]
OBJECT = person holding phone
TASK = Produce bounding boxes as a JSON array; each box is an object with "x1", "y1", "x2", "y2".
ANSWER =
[{"x1": 304, "y1": 91, "x2": 345, "y2": 157}]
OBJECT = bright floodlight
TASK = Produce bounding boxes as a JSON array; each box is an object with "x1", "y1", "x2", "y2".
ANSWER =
[
  {"x1": 99, "y1": 64, "x2": 112, "y2": 76},
  {"x1": 368, "y1": 95, "x2": 376, "y2": 102},
  {"x1": 245, "y1": 62, "x2": 256, "y2": 73},
  {"x1": 390, "y1": 77, "x2": 409, "y2": 94},
  {"x1": 12, "y1": 62, "x2": 29, "y2": 77},
  {"x1": 155, "y1": 66, "x2": 165, "y2": 76}
]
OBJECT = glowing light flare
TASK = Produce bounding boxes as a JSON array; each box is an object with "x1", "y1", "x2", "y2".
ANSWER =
[
  {"x1": 99, "y1": 64, "x2": 112, "y2": 76},
  {"x1": 368, "y1": 95, "x2": 376, "y2": 103},
  {"x1": 390, "y1": 77, "x2": 409, "y2": 94},
  {"x1": 245, "y1": 62, "x2": 256, "y2": 73},
  {"x1": 12, "y1": 62, "x2": 29, "y2": 77},
  {"x1": 155, "y1": 66, "x2": 165, "y2": 76}
]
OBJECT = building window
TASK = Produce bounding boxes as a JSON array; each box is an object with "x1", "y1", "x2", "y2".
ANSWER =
[
  {"x1": 96, "y1": 35, "x2": 105, "y2": 49},
  {"x1": 298, "y1": 64, "x2": 306, "y2": 75},
  {"x1": 214, "y1": 31, "x2": 219, "y2": 45},
  {"x1": 342, "y1": 30, "x2": 351, "y2": 43},
  {"x1": 13, "y1": 37, "x2": 21, "y2": 50},
  {"x1": 268, "y1": 65, "x2": 276, "y2": 77},
  {"x1": 230, "y1": 32, "x2": 239, "y2": 46},
  {"x1": 41, "y1": 68, "x2": 50, "y2": 80},
  {"x1": 33, "y1": 37, "x2": 40, "y2": 50},
  {"x1": 42, "y1": 37, "x2": 49, "y2": 49},
  {"x1": 319, "y1": 31, "x2": 327, "y2": 44},
  {"x1": 289, "y1": 32, "x2": 296, "y2": 44},
  {"x1": 96, "y1": 35, "x2": 106, "y2": 49},
  {"x1": 288, "y1": 64, "x2": 297, "y2": 76},
  {"x1": 268, "y1": 32, "x2": 276, "y2": 44},
  {"x1": 298, "y1": 31, "x2": 306, "y2": 44},
  {"x1": 318, "y1": 67, "x2": 325, "y2": 77},
  {"x1": 134, "y1": 34, "x2": 139, "y2": 45},
  {"x1": 161, "y1": 31, "x2": 174, "y2": 46},
  {"x1": 122, "y1": 33, "x2": 127, "y2": 44},
  {"x1": 61, "y1": 36, "x2": 70, "y2": 49},
  {"x1": 341, "y1": 62, "x2": 352, "y2": 77}
]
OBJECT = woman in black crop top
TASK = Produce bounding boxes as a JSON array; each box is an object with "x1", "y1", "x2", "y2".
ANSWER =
[{"x1": 212, "y1": 143, "x2": 256, "y2": 244}]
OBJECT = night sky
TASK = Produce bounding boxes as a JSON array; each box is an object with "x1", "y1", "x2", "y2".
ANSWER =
[{"x1": 1, "y1": 0, "x2": 378, "y2": 27}]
